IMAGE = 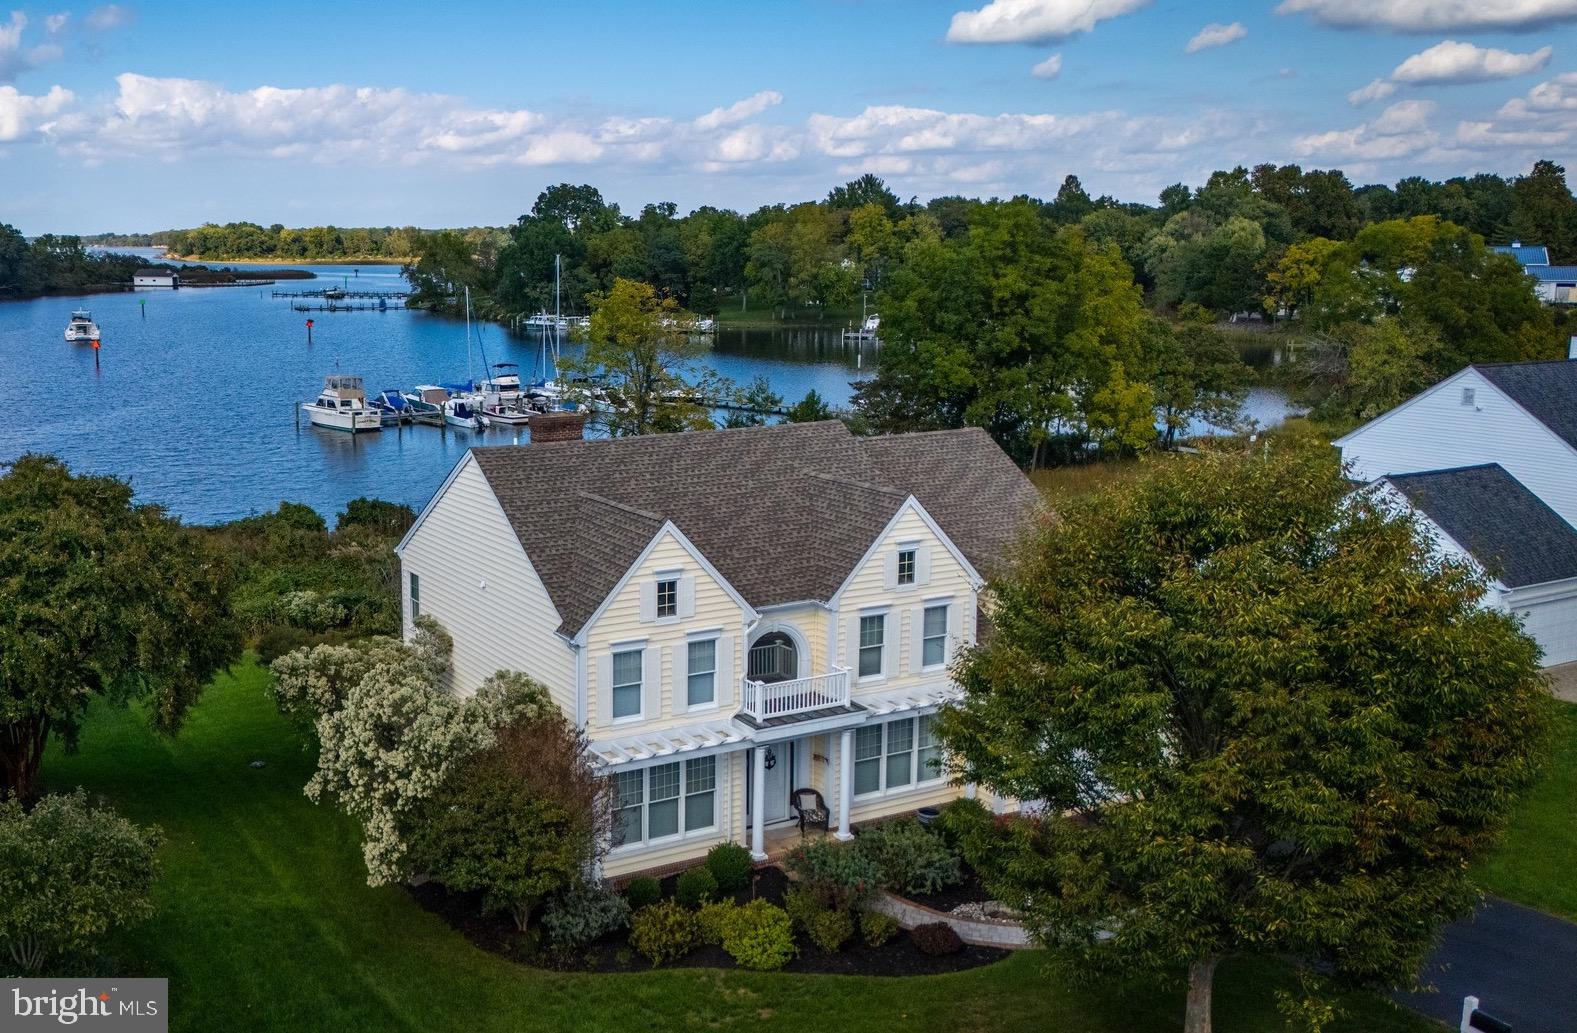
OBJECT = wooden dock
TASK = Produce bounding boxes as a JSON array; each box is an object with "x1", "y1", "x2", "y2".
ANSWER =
[
  {"x1": 273, "y1": 289, "x2": 409, "y2": 300},
  {"x1": 290, "y1": 301, "x2": 405, "y2": 312}
]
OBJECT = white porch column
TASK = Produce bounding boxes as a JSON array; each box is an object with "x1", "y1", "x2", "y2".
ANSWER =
[
  {"x1": 835, "y1": 728, "x2": 855, "y2": 841},
  {"x1": 964, "y1": 782, "x2": 978, "y2": 801},
  {"x1": 750, "y1": 746, "x2": 767, "y2": 861}
]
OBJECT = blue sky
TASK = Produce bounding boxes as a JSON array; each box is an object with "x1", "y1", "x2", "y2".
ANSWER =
[{"x1": 3, "y1": 0, "x2": 1576, "y2": 232}]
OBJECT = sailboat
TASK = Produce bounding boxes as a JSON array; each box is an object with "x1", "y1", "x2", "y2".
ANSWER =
[{"x1": 524, "y1": 254, "x2": 568, "y2": 405}]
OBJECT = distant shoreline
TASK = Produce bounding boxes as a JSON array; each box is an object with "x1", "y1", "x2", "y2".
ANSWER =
[{"x1": 164, "y1": 252, "x2": 412, "y2": 266}]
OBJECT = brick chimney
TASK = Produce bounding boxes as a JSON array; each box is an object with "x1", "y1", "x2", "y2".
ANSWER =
[{"x1": 529, "y1": 410, "x2": 588, "y2": 443}]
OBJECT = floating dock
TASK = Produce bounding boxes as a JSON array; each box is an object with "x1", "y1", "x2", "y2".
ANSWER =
[{"x1": 273, "y1": 289, "x2": 409, "y2": 300}]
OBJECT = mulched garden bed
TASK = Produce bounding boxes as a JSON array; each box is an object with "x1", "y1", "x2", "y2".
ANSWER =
[
  {"x1": 409, "y1": 866, "x2": 1009, "y2": 976},
  {"x1": 905, "y1": 860, "x2": 995, "y2": 914}
]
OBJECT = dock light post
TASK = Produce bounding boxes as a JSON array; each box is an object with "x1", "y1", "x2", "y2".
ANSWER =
[{"x1": 306, "y1": 318, "x2": 314, "y2": 345}]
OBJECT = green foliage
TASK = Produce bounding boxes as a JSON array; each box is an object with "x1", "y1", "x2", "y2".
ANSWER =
[
  {"x1": 0, "y1": 224, "x2": 152, "y2": 295},
  {"x1": 783, "y1": 389, "x2": 836, "y2": 423},
  {"x1": 704, "y1": 841, "x2": 754, "y2": 893},
  {"x1": 860, "y1": 909, "x2": 900, "y2": 947},
  {"x1": 623, "y1": 876, "x2": 661, "y2": 911},
  {"x1": 911, "y1": 922, "x2": 963, "y2": 956},
  {"x1": 674, "y1": 866, "x2": 718, "y2": 908},
  {"x1": 784, "y1": 838, "x2": 881, "y2": 910},
  {"x1": 939, "y1": 442, "x2": 1552, "y2": 1030},
  {"x1": 806, "y1": 908, "x2": 855, "y2": 953},
  {"x1": 695, "y1": 899, "x2": 738, "y2": 945},
  {"x1": 852, "y1": 819, "x2": 962, "y2": 896},
  {"x1": 0, "y1": 790, "x2": 162, "y2": 972},
  {"x1": 158, "y1": 222, "x2": 421, "y2": 262},
  {"x1": 541, "y1": 881, "x2": 630, "y2": 950},
  {"x1": 782, "y1": 886, "x2": 822, "y2": 934},
  {"x1": 720, "y1": 899, "x2": 797, "y2": 971},
  {"x1": 628, "y1": 900, "x2": 699, "y2": 967},
  {"x1": 0, "y1": 454, "x2": 240, "y2": 801}
]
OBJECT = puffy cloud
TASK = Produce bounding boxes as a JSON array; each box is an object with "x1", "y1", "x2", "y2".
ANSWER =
[
  {"x1": 0, "y1": 83, "x2": 71, "y2": 140},
  {"x1": 1186, "y1": 22, "x2": 1247, "y2": 54},
  {"x1": 1349, "y1": 78, "x2": 1398, "y2": 105},
  {"x1": 806, "y1": 104, "x2": 1115, "y2": 158},
  {"x1": 1391, "y1": 40, "x2": 1552, "y2": 83},
  {"x1": 1276, "y1": 0, "x2": 1577, "y2": 33},
  {"x1": 1030, "y1": 53, "x2": 1062, "y2": 79},
  {"x1": 946, "y1": 0, "x2": 1150, "y2": 43},
  {"x1": 693, "y1": 90, "x2": 782, "y2": 131},
  {"x1": 1294, "y1": 100, "x2": 1438, "y2": 160},
  {"x1": 0, "y1": 12, "x2": 58, "y2": 83}
]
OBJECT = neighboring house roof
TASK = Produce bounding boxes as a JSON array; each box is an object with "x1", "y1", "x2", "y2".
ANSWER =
[
  {"x1": 466, "y1": 421, "x2": 1043, "y2": 636},
  {"x1": 1473, "y1": 360, "x2": 1577, "y2": 451},
  {"x1": 1526, "y1": 264, "x2": 1577, "y2": 282},
  {"x1": 1384, "y1": 464, "x2": 1577, "y2": 588},
  {"x1": 1492, "y1": 243, "x2": 1551, "y2": 267}
]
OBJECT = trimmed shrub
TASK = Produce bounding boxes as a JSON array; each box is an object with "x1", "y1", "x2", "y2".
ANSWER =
[
  {"x1": 541, "y1": 881, "x2": 630, "y2": 950},
  {"x1": 705, "y1": 841, "x2": 754, "y2": 893},
  {"x1": 675, "y1": 866, "x2": 718, "y2": 909},
  {"x1": 911, "y1": 922, "x2": 963, "y2": 956},
  {"x1": 721, "y1": 900, "x2": 797, "y2": 971},
  {"x1": 806, "y1": 908, "x2": 855, "y2": 953},
  {"x1": 860, "y1": 909, "x2": 899, "y2": 947},
  {"x1": 623, "y1": 876, "x2": 661, "y2": 911},
  {"x1": 784, "y1": 838, "x2": 880, "y2": 910},
  {"x1": 696, "y1": 899, "x2": 738, "y2": 945},
  {"x1": 628, "y1": 901, "x2": 698, "y2": 967},
  {"x1": 853, "y1": 818, "x2": 962, "y2": 896},
  {"x1": 783, "y1": 886, "x2": 822, "y2": 934}
]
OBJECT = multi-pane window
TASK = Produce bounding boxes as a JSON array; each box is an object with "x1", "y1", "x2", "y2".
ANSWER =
[
  {"x1": 687, "y1": 638, "x2": 717, "y2": 707},
  {"x1": 409, "y1": 572, "x2": 421, "y2": 619},
  {"x1": 611, "y1": 649, "x2": 643, "y2": 720},
  {"x1": 858, "y1": 614, "x2": 885, "y2": 678},
  {"x1": 854, "y1": 717, "x2": 944, "y2": 797},
  {"x1": 897, "y1": 548, "x2": 917, "y2": 585},
  {"x1": 922, "y1": 605, "x2": 948, "y2": 667},
  {"x1": 610, "y1": 758, "x2": 717, "y2": 848},
  {"x1": 656, "y1": 578, "x2": 678, "y2": 618}
]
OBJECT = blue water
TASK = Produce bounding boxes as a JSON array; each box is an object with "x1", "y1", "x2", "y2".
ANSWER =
[{"x1": 0, "y1": 261, "x2": 867, "y2": 524}]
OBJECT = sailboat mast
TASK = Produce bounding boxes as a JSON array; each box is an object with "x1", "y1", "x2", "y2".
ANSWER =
[
  {"x1": 553, "y1": 253, "x2": 562, "y2": 372},
  {"x1": 465, "y1": 285, "x2": 473, "y2": 386}
]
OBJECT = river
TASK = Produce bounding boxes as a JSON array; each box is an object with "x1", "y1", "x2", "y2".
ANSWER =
[{"x1": 0, "y1": 253, "x2": 1298, "y2": 525}]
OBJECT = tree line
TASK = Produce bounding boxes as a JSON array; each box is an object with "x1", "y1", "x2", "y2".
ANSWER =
[{"x1": 0, "y1": 224, "x2": 148, "y2": 296}]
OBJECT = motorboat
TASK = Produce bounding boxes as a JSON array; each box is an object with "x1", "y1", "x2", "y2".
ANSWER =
[
  {"x1": 64, "y1": 309, "x2": 100, "y2": 342},
  {"x1": 371, "y1": 389, "x2": 410, "y2": 425},
  {"x1": 301, "y1": 375, "x2": 382, "y2": 432},
  {"x1": 443, "y1": 397, "x2": 483, "y2": 430},
  {"x1": 481, "y1": 400, "x2": 536, "y2": 426},
  {"x1": 477, "y1": 363, "x2": 524, "y2": 404},
  {"x1": 322, "y1": 286, "x2": 347, "y2": 300},
  {"x1": 402, "y1": 385, "x2": 449, "y2": 414}
]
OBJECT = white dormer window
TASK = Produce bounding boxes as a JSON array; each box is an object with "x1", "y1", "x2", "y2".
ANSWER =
[
  {"x1": 897, "y1": 549, "x2": 917, "y2": 585},
  {"x1": 656, "y1": 578, "x2": 678, "y2": 618},
  {"x1": 1461, "y1": 387, "x2": 1476, "y2": 407}
]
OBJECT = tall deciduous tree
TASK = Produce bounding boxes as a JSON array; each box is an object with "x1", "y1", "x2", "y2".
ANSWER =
[
  {"x1": 0, "y1": 455, "x2": 239, "y2": 800},
  {"x1": 940, "y1": 444, "x2": 1550, "y2": 1033}
]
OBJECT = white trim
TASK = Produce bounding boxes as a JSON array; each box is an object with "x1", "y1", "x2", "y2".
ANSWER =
[
  {"x1": 573, "y1": 642, "x2": 587, "y2": 728},
  {"x1": 746, "y1": 620, "x2": 813, "y2": 680},
  {"x1": 686, "y1": 626, "x2": 724, "y2": 640},
  {"x1": 849, "y1": 713, "x2": 947, "y2": 801},
  {"x1": 607, "y1": 753, "x2": 723, "y2": 854},
  {"x1": 828, "y1": 496, "x2": 984, "y2": 608}
]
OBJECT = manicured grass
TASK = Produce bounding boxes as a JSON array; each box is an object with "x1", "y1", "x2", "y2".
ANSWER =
[
  {"x1": 1473, "y1": 701, "x2": 1577, "y2": 921},
  {"x1": 40, "y1": 660, "x2": 1436, "y2": 1033},
  {"x1": 710, "y1": 292, "x2": 863, "y2": 328}
]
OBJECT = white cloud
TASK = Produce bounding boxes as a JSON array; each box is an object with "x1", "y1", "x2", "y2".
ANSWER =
[
  {"x1": 1030, "y1": 53, "x2": 1062, "y2": 79},
  {"x1": 1392, "y1": 40, "x2": 1552, "y2": 84},
  {"x1": 1349, "y1": 78, "x2": 1398, "y2": 105},
  {"x1": 1294, "y1": 99, "x2": 1438, "y2": 160},
  {"x1": 1186, "y1": 22, "x2": 1246, "y2": 54},
  {"x1": 1276, "y1": 0, "x2": 1577, "y2": 33},
  {"x1": 84, "y1": 4, "x2": 132, "y2": 31},
  {"x1": 0, "y1": 83, "x2": 71, "y2": 140},
  {"x1": 946, "y1": 0, "x2": 1150, "y2": 43},
  {"x1": 693, "y1": 90, "x2": 782, "y2": 131},
  {"x1": 43, "y1": 13, "x2": 68, "y2": 35}
]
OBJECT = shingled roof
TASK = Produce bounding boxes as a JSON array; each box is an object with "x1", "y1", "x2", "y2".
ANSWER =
[
  {"x1": 465, "y1": 421, "x2": 1042, "y2": 636},
  {"x1": 1385, "y1": 463, "x2": 1577, "y2": 588},
  {"x1": 1474, "y1": 360, "x2": 1577, "y2": 451}
]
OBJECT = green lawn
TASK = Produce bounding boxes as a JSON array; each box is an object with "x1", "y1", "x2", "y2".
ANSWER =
[
  {"x1": 40, "y1": 660, "x2": 1437, "y2": 1033},
  {"x1": 1473, "y1": 701, "x2": 1577, "y2": 921}
]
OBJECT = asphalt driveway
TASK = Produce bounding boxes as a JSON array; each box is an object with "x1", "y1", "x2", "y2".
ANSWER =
[{"x1": 1395, "y1": 898, "x2": 1577, "y2": 1033}]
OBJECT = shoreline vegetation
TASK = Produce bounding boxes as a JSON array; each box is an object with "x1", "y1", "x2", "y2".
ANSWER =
[{"x1": 162, "y1": 252, "x2": 414, "y2": 266}]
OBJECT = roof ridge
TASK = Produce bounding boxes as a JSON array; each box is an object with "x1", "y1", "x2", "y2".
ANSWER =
[
  {"x1": 799, "y1": 468, "x2": 908, "y2": 499},
  {"x1": 1386, "y1": 462, "x2": 1505, "y2": 479},
  {"x1": 576, "y1": 490, "x2": 664, "y2": 524}
]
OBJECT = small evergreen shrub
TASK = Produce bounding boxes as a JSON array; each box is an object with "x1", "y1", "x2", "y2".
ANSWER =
[
  {"x1": 623, "y1": 875, "x2": 661, "y2": 910},
  {"x1": 784, "y1": 838, "x2": 880, "y2": 910},
  {"x1": 696, "y1": 899, "x2": 738, "y2": 945},
  {"x1": 860, "y1": 909, "x2": 899, "y2": 947},
  {"x1": 721, "y1": 900, "x2": 797, "y2": 971},
  {"x1": 782, "y1": 886, "x2": 823, "y2": 933},
  {"x1": 541, "y1": 881, "x2": 630, "y2": 950},
  {"x1": 853, "y1": 818, "x2": 962, "y2": 895},
  {"x1": 911, "y1": 922, "x2": 963, "y2": 956},
  {"x1": 675, "y1": 866, "x2": 718, "y2": 908},
  {"x1": 628, "y1": 901, "x2": 698, "y2": 967},
  {"x1": 705, "y1": 841, "x2": 754, "y2": 893},
  {"x1": 806, "y1": 908, "x2": 855, "y2": 953}
]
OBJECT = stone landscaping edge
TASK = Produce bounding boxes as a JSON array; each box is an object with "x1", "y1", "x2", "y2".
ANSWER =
[{"x1": 871, "y1": 890, "x2": 1033, "y2": 949}]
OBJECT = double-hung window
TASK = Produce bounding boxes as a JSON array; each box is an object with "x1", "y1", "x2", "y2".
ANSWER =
[
  {"x1": 656, "y1": 578, "x2": 678, "y2": 618},
  {"x1": 854, "y1": 717, "x2": 944, "y2": 797},
  {"x1": 610, "y1": 757, "x2": 717, "y2": 848},
  {"x1": 858, "y1": 614, "x2": 885, "y2": 678},
  {"x1": 611, "y1": 649, "x2": 643, "y2": 720},
  {"x1": 853, "y1": 725, "x2": 883, "y2": 796},
  {"x1": 885, "y1": 717, "x2": 914, "y2": 789},
  {"x1": 409, "y1": 572, "x2": 421, "y2": 619},
  {"x1": 917, "y1": 714, "x2": 942, "y2": 781},
  {"x1": 922, "y1": 604, "x2": 948, "y2": 668},
  {"x1": 687, "y1": 638, "x2": 717, "y2": 707},
  {"x1": 897, "y1": 548, "x2": 917, "y2": 585}
]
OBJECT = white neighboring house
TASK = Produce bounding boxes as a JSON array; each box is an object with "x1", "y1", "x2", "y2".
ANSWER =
[
  {"x1": 395, "y1": 420, "x2": 1042, "y2": 877},
  {"x1": 133, "y1": 268, "x2": 178, "y2": 289},
  {"x1": 1337, "y1": 354, "x2": 1577, "y2": 666}
]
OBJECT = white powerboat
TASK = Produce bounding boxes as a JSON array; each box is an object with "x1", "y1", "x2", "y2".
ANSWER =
[
  {"x1": 402, "y1": 385, "x2": 448, "y2": 415},
  {"x1": 443, "y1": 397, "x2": 483, "y2": 430},
  {"x1": 302, "y1": 375, "x2": 382, "y2": 432},
  {"x1": 64, "y1": 309, "x2": 100, "y2": 342}
]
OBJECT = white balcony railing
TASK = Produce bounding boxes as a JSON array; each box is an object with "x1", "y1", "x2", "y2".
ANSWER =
[{"x1": 740, "y1": 667, "x2": 850, "y2": 722}]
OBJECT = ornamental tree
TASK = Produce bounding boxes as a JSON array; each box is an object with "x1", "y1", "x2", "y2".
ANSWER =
[
  {"x1": 938, "y1": 443, "x2": 1550, "y2": 1033},
  {"x1": 0, "y1": 455, "x2": 240, "y2": 801},
  {"x1": 0, "y1": 790, "x2": 162, "y2": 972}
]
